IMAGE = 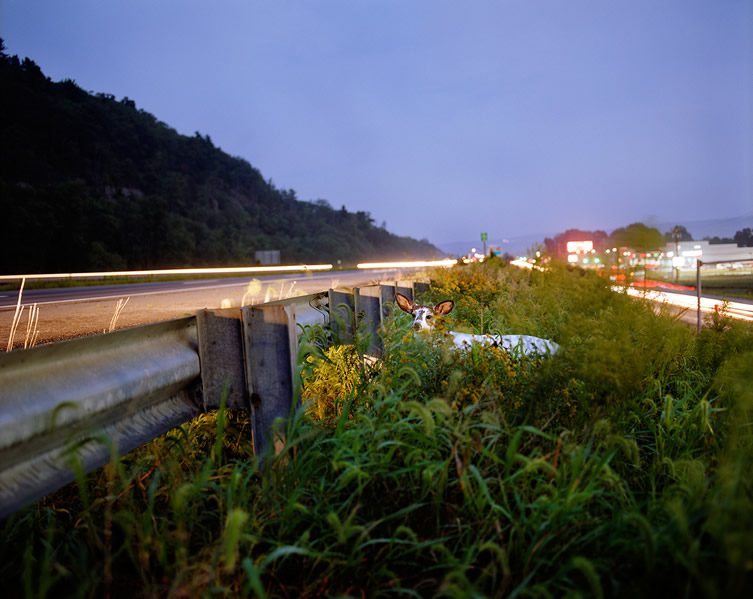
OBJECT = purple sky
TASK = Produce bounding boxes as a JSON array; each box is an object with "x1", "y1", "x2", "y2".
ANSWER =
[{"x1": 2, "y1": 0, "x2": 752, "y2": 249}]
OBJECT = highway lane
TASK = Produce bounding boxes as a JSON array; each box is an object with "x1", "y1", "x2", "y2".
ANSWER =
[
  {"x1": 0, "y1": 278, "x2": 262, "y2": 309},
  {"x1": 0, "y1": 268, "x2": 422, "y2": 348},
  {"x1": 0, "y1": 269, "x2": 418, "y2": 310}
]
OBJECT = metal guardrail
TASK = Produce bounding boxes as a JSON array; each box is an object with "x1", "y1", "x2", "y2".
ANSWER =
[{"x1": 0, "y1": 281, "x2": 428, "y2": 518}]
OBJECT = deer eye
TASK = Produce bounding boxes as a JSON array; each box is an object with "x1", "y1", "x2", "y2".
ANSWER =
[{"x1": 426, "y1": 315, "x2": 432, "y2": 320}]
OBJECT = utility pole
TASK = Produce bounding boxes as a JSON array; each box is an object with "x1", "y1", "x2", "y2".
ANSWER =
[
  {"x1": 696, "y1": 259, "x2": 702, "y2": 334},
  {"x1": 672, "y1": 226, "x2": 681, "y2": 283}
]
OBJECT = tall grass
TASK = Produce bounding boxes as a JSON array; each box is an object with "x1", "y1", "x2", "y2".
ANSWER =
[
  {"x1": 5, "y1": 278, "x2": 40, "y2": 351},
  {"x1": 7, "y1": 277, "x2": 26, "y2": 338},
  {"x1": 2, "y1": 260, "x2": 752, "y2": 597},
  {"x1": 107, "y1": 297, "x2": 130, "y2": 333}
]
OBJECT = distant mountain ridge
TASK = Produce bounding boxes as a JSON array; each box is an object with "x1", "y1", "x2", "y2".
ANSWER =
[{"x1": 0, "y1": 44, "x2": 440, "y2": 274}]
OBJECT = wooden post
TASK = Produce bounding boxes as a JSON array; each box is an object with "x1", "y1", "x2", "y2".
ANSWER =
[
  {"x1": 328, "y1": 289, "x2": 356, "y2": 344},
  {"x1": 196, "y1": 308, "x2": 247, "y2": 410},
  {"x1": 241, "y1": 304, "x2": 296, "y2": 458},
  {"x1": 380, "y1": 284, "x2": 397, "y2": 321},
  {"x1": 380, "y1": 282, "x2": 416, "y2": 319},
  {"x1": 354, "y1": 286, "x2": 383, "y2": 357},
  {"x1": 396, "y1": 282, "x2": 414, "y2": 301},
  {"x1": 413, "y1": 281, "x2": 430, "y2": 297}
]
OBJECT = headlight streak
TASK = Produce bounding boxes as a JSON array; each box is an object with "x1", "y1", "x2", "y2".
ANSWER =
[
  {"x1": 508, "y1": 260, "x2": 753, "y2": 324},
  {"x1": 356, "y1": 260, "x2": 458, "y2": 269},
  {"x1": 0, "y1": 264, "x2": 334, "y2": 282},
  {"x1": 510, "y1": 259, "x2": 545, "y2": 272},
  {"x1": 620, "y1": 287, "x2": 753, "y2": 322}
]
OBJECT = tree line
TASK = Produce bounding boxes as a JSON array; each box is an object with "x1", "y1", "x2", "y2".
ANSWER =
[
  {"x1": 0, "y1": 41, "x2": 439, "y2": 274},
  {"x1": 544, "y1": 223, "x2": 753, "y2": 257}
]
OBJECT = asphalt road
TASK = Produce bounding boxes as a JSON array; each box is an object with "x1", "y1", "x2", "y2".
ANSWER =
[{"x1": 0, "y1": 268, "x2": 418, "y2": 348}]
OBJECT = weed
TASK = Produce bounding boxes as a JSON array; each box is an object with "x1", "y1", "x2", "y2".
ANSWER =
[
  {"x1": 107, "y1": 297, "x2": 130, "y2": 333},
  {"x1": 5, "y1": 276, "x2": 25, "y2": 351}
]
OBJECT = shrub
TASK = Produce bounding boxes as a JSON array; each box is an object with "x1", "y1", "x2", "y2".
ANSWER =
[{"x1": 301, "y1": 344, "x2": 364, "y2": 421}]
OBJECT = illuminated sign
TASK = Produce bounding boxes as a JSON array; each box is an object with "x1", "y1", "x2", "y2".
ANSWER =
[{"x1": 566, "y1": 240, "x2": 593, "y2": 253}]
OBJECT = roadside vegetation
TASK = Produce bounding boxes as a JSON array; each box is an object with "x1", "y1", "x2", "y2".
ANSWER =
[{"x1": 3, "y1": 260, "x2": 753, "y2": 597}]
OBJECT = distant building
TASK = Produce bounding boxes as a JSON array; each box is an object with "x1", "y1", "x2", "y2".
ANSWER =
[
  {"x1": 664, "y1": 241, "x2": 753, "y2": 270},
  {"x1": 255, "y1": 250, "x2": 281, "y2": 265},
  {"x1": 566, "y1": 240, "x2": 599, "y2": 266}
]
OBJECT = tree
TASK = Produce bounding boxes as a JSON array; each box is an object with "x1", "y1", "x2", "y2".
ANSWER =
[
  {"x1": 610, "y1": 223, "x2": 664, "y2": 253},
  {"x1": 706, "y1": 236, "x2": 734, "y2": 245},
  {"x1": 734, "y1": 228, "x2": 753, "y2": 247},
  {"x1": 0, "y1": 46, "x2": 442, "y2": 271}
]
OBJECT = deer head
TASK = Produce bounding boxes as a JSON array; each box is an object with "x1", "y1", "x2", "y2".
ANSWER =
[{"x1": 395, "y1": 292, "x2": 454, "y2": 331}]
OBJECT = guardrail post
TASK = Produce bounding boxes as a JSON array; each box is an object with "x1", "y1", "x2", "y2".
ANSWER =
[
  {"x1": 396, "y1": 282, "x2": 414, "y2": 300},
  {"x1": 379, "y1": 282, "x2": 418, "y2": 320},
  {"x1": 380, "y1": 284, "x2": 397, "y2": 320},
  {"x1": 328, "y1": 289, "x2": 356, "y2": 344},
  {"x1": 354, "y1": 286, "x2": 383, "y2": 356},
  {"x1": 242, "y1": 304, "x2": 297, "y2": 458},
  {"x1": 196, "y1": 309, "x2": 248, "y2": 410},
  {"x1": 413, "y1": 281, "x2": 430, "y2": 297}
]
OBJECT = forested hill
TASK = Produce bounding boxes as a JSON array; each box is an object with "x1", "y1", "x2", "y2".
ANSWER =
[{"x1": 0, "y1": 46, "x2": 440, "y2": 274}]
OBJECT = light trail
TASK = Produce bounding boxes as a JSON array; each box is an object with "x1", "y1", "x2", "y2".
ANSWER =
[
  {"x1": 357, "y1": 259, "x2": 457, "y2": 269},
  {"x1": 0, "y1": 264, "x2": 333, "y2": 282},
  {"x1": 0, "y1": 280, "x2": 283, "y2": 309},
  {"x1": 508, "y1": 260, "x2": 753, "y2": 324},
  {"x1": 509, "y1": 259, "x2": 545, "y2": 271},
  {"x1": 620, "y1": 287, "x2": 753, "y2": 322}
]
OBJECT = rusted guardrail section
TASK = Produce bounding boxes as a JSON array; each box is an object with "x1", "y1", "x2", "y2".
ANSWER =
[{"x1": 0, "y1": 281, "x2": 428, "y2": 518}]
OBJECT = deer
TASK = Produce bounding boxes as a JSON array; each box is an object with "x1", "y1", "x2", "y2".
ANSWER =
[{"x1": 395, "y1": 293, "x2": 559, "y2": 357}]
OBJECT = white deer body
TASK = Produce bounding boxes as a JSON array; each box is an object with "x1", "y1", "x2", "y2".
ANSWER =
[
  {"x1": 396, "y1": 294, "x2": 559, "y2": 357},
  {"x1": 448, "y1": 331, "x2": 559, "y2": 355}
]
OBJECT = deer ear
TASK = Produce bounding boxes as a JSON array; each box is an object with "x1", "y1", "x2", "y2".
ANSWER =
[
  {"x1": 395, "y1": 292, "x2": 415, "y2": 314},
  {"x1": 434, "y1": 300, "x2": 454, "y2": 315}
]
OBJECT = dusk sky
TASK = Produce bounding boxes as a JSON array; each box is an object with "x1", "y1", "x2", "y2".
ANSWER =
[{"x1": 2, "y1": 0, "x2": 752, "y2": 250}]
